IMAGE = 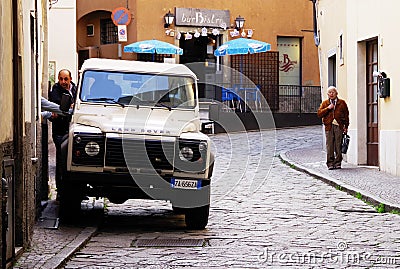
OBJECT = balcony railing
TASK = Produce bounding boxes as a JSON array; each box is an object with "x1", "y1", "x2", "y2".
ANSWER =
[{"x1": 277, "y1": 85, "x2": 322, "y2": 113}]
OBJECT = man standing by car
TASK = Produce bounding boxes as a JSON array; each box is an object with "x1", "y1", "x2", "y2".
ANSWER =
[
  {"x1": 317, "y1": 86, "x2": 349, "y2": 170},
  {"x1": 49, "y1": 69, "x2": 77, "y2": 198}
]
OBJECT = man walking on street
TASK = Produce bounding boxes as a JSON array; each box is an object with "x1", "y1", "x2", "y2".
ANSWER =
[
  {"x1": 49, "y1": 69, "x2": 77, "y2": 199},
  {"x1": 317, "y1": 86, "x2": 349, "y2": 170}
]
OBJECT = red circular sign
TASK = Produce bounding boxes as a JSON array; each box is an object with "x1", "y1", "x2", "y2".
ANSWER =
[{"x1": 111, "y1": 7, "x2": 132, "y2": 26}]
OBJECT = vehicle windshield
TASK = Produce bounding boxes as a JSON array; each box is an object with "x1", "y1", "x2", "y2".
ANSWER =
[{"x1": 80, "y1": 70, "x2": 196, "y2": 109}]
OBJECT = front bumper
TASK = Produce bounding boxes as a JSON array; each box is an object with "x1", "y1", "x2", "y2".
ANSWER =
[{"x1": 66, "y1": 171, "x2": 210, "y2": 208}]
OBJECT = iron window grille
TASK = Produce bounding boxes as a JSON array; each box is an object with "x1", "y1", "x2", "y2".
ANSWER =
[{"x1": 100, "y1": 19, "x2": 118, "y2": 45}]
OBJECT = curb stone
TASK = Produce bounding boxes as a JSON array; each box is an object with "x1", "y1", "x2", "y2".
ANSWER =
[
  {"x1": 41, "y1": 226, "x2": 97, "y2": 269},
  {"x1": 279, "y1": 151, "x2": 400, "y2": 213}
]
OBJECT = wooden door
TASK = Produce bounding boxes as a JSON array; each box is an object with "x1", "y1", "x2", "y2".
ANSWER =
[{"x1": 366, "y1": 40, "x2": 379, "y2": 166}]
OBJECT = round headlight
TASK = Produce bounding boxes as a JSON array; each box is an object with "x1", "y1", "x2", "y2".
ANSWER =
[
  {"x1": 85, "y1": 141, "x2": 100, "y2": 156},
  {"x1": 179, "y1": 146, "x2": 194, "y2": 161}
]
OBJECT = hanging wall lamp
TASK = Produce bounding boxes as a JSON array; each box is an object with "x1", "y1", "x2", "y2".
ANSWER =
[
  {"x1": 234, "y1": 15, "x2": 245, "y2": 30},
  {"x1": 164, "y1": 10, "x2": 175, "y2": 28}
]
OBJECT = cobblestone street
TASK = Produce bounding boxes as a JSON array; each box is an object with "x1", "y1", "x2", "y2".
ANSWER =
[{"x1": 60, "y1": 126, "x2": 400, "y2": 268}]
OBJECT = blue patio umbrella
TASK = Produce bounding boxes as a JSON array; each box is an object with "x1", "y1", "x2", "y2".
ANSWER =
[
  {"x1": 124, "y1": 39, "x2": 183, "y2": 55},
  {"x1": 214, "y1": 38, "x2": 271, "y2": 56},
  {"x1": 214, "y1": 38, "x2": 271, "y2": 85}
]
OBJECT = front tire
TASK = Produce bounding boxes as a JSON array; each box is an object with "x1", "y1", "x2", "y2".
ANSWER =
[
  {"x1": 185, "y1": 205, "x2": 210, "y2": 230},
  {"x1": 58, "y1": 179, "x2": 83, "y2": 220}
]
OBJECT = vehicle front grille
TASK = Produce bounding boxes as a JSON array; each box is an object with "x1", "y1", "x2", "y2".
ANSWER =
[{"x1": 105, "y1": 138, "x2": 175, "y2": 171}]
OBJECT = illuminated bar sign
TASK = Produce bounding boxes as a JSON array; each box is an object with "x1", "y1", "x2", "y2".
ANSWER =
[{"x1": 175, "y1": 8, "x2": 230, "y2": 29}]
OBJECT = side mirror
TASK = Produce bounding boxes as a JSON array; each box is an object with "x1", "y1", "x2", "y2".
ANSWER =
[{"x1": 60, "y1": 93, "x2": 72, "y2": 112}]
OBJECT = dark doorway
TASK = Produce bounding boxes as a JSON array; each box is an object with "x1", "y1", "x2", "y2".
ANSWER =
[
  {"x1": 180, "y1": 35, "x2": 208, "y2": 64},
  {"x1": 78, "y1": 49, "x2": 89, "y2": 70},
  {"x1": 328, "y1": 54, "x2": 336, "y2": 87},
  {"x1": 179, "y1": 34, "x2": 221, "y2": 98}
]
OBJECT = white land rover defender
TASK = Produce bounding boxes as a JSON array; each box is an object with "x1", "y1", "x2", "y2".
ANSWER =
[{"x1": 60, "y1": 58, "x2": 214, "y2": 229}]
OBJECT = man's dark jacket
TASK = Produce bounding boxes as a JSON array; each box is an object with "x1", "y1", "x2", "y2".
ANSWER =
[
  {"x1": 317, "y1": 98, "x2": 349, "y2": 131},
  {"x1": 49, "y1": 82, "x2": 77, "y2": 136}
]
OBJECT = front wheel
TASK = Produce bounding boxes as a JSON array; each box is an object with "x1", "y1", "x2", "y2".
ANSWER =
[
  {"x1": 58, "y1": 178, "x2": 84, "y2": 221},
  {"x1": 172, "y1": 206, "x2": 185, "y2": 214},
  {"x1": 185, "y1": 205, "x2": 210, "y2": 230}
]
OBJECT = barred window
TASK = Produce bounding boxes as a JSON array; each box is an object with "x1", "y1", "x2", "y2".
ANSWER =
[{"x1": 100, "y1": 19, "x2": 118, "y2": 45}]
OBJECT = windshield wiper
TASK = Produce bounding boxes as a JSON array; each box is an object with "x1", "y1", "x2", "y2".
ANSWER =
[
  {"x1": 153, "y1": 102, "x2": 172, "y2": 111},
  {"x1": 86, "y1": 97, "x2": 125, "y2": 108}
]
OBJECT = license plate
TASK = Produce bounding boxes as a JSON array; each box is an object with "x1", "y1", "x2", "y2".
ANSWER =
[{"x1": 171, "y1": 178, "x2": 201, "y2": 190}]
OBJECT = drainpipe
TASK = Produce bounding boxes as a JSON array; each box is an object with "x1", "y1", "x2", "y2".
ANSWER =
[
  {"x1": 311, "y1": 0, "x2": 320, "y2": 47},
  {"x1": 313, "y1": 0, "x2": 325, "y2": 151},
  {"x1": 13, "y1": 0, "x2": 25, "y2": 249},
  {"x1": 32, "y1": 0, "x2": 39, "y2": 159},
  {"x1": 12, "y1": 0, "x2": 20, "y2": 156},
  {"x1": 310, "y1": 0, "x2": 324, "y2": 107}
]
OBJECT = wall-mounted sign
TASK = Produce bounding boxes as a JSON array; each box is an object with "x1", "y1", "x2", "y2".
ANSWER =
[
  {"x1": 118, "y1": 25, "x2": 128, "y2": 42},
  {"x1": 175, "y1": 8, "x2": 230, "y2": 29},
  {"x1": 278, "y1": 37, "x2": 300, "y2": 86},
  {"x1": 112, "y1": 7, "x2": 132, "y2": 26}
]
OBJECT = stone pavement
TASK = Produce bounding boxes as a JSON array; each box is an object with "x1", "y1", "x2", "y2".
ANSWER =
[
  {"x1": 13, "y1": 143, "x2": 102, "y2": 269},
  {"x1": 12, "y1": 126, "x2": 400, "y2": 268},
  {"x1": 280, "y1": 145, "x2": 400, "y2": 213}
]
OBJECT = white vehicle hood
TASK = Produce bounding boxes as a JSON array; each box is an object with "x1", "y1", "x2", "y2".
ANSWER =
[{"x1": 73, "y1": 106, "x2": 199, "y2": 136}]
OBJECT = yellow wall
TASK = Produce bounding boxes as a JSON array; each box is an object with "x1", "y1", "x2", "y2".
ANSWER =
[
  {"x1": 353, "y1": 2, "x2": 400, "y2": 130},
  {"x1": 0, "y1": 0, "x2": 14, "y2": 142},
  {"x1": 77, "y1": 0, "x2": 320, "y2": 85},
  {"x1": 317, "y1": 0, "x2": 347, "y2": 93},
  {"x1": 316, "y1": 0, "x2": 400, "y2": 175},
  {"x1": 318, "y1": 0, "x2": 400, "y2": 130}
]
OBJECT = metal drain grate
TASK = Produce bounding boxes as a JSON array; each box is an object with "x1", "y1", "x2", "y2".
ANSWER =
[{"x1": 133, "y1": 238, "x2": 205, "y2": 247}]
